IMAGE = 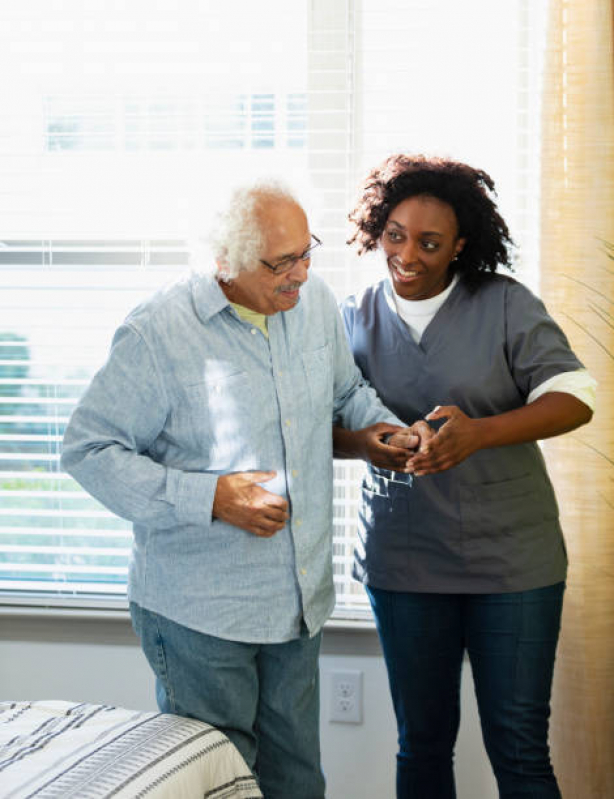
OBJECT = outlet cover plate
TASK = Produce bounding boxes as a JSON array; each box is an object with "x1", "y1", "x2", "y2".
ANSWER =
[{"x1": 329, "y1": 669, "x2": 363, "y2": 724}]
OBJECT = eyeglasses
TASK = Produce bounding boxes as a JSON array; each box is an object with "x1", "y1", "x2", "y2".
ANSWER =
[{"x1": 260, "y1": 234, "x2": 322, "y2": 275}]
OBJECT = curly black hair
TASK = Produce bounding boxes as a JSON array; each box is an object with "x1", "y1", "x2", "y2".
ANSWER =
[{"x1": 348, "y1": 154, "x2": 515, "y2": 288}]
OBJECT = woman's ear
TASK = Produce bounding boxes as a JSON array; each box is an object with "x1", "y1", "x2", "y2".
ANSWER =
[{"x1": 454, "y1": 237, "x2": 467, "y2": 258}]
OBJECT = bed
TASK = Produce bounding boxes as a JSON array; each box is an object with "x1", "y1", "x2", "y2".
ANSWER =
[{"x1": 0, "y1": 700, "x2": 263, "y2": 798}]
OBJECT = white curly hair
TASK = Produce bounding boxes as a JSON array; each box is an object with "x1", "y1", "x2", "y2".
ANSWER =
[{"x1": 207, "y1": 178, "x2": 301, "y2": 280}]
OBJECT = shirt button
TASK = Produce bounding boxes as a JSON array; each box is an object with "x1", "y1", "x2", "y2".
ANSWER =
[
  {"x1": 295, "y1": 518, "x2": 302, "y2": 527},
  {"x1": 278, "y1": 369, "x2": 283, "y2": 376},
  {"x1": 285, "y1": 420, "x2": 291, "y2": 427},
  {"x1": 251, "y1": 328, "x2": 257, "y2": 335},
  {"x1": 292, "y1": 469, "x2": 298, "y2": 477},
  {"x1": 300, "y1": 568, "x2": 307, "y2": 576}
]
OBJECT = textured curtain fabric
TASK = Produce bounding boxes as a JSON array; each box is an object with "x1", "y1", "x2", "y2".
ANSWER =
[{"x1": 540, "y1": 1, "x2": 614, "y2": 796}]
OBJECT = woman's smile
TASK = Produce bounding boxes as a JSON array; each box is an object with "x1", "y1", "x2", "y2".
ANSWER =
[{"x1": 381, "y1": 195, "x2": 465, "y2": 301}]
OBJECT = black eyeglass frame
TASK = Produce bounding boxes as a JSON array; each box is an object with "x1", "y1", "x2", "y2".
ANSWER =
[{"x1": 259, "y1": 234, "x2": 322, "y2": 275}]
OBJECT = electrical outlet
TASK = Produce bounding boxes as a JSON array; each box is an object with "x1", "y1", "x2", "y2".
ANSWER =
[{"x1": 329, "y1": 669, "x2": 363, "y2": 724}]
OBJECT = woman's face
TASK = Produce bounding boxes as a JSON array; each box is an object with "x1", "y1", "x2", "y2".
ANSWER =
[{"x1": 380, "y1": 195, "x2": 465, "y2": 301}]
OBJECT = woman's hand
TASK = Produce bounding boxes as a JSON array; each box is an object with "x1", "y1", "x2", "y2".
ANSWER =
[
  {"x1": 407, "y1": 392, "x2": 593, "y2": 476},
  {"x1": 333, "y1": 422, "x2": 431, "y2": 472},
  {"x1": 407, "y1": 406, "x2": 481, "y2": 475},
  {"x1": 360, "y1": 420, "x2": 436, "y2": 471}
]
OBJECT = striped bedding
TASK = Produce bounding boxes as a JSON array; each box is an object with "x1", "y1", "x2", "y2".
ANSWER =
[{"x1": 0, "y1": 700, "x2": 262, "y2": 798}]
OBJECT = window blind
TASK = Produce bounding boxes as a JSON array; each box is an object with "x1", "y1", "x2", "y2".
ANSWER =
[{"x1": 0, "y1": 0, "x2": 547, "y2": 618}]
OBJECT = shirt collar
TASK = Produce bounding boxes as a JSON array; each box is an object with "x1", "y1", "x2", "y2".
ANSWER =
[
  {"x1": 189, "y1": 267, "x2": 306, "y2": 326},
  {"x1": 189, "y1": 269, "x2": 233, "y2": 324}
]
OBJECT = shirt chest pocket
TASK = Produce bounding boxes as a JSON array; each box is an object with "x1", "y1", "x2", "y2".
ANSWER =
[
  {"x1": 300, "y1": 343, "x2": 333, "y2": 416},
  {"x1": 180, "y1": 370, "x2": 270, "y2": 450}
]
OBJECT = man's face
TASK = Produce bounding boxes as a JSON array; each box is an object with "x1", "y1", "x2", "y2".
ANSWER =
[{"x1": 226, "y1": 199, "x2": 312, "y2": 316}]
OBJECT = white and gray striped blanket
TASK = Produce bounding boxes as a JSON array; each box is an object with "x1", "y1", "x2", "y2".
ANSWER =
[{"x1": 0, "y1": 700, "x2": 262, "y2": 798}]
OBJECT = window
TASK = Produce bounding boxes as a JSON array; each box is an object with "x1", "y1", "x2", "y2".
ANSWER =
[{"x1": 0, "y1": 0, "x2": 547, "y2": 617}]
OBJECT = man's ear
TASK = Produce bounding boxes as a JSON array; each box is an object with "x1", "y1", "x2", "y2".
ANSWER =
[
  {"x1": 215, "y1": 256, "x2": 232, "y2": 283},
  {"x1": 455, "y1": 238, "x2": 467, "y2": 258}
]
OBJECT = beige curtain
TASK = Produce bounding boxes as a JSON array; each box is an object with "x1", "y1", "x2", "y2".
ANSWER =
[{"x1": 540, "y1": 0, "x2": 614, "y2": 796}]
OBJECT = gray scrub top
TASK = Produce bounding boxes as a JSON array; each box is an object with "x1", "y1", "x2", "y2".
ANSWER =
[{"x1": 341, "y1": 274, "x2": 584, "y2": 594}]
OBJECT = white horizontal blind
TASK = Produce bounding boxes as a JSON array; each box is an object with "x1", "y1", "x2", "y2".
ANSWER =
[
  {"x1": 347, "y1": 0, "x2": 548, "y2": 295},
  {"x1": 0, "y1": 0, "x2": 547, "y2": 618},
  {"x1": 0, "y1": 241, "x2": 190, "y2": 597}
]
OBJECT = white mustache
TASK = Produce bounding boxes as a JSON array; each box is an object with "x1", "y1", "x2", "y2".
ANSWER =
[{"x1": 275, "y1": 282, "x2": 302, "y2": 293}]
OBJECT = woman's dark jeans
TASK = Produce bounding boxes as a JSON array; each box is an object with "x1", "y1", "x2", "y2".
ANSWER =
[{"x1": 366, "y1": 583, "x2": 564, "y2": 799}]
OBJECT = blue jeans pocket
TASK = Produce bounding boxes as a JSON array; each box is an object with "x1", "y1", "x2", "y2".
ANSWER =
[{"x1": 132, "y1": 604, "x2": 175, "y2": 711}]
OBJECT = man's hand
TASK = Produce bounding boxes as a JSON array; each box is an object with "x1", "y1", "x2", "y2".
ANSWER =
[
  {"x1": 387, "y1": 420, "x2": 434, "y2": 453},
  {"x1": 333, "y1": 421, "x2": 437, "y2": 471},
  {"x1": 352, "y1": 423, "x2": 411, "y2": 470},
  {"x1": 352, "y1": 422, "x2": 431, "y2": 471},
  {"x1": 212, "y1": 471, "x2": 289, "y2": 537}
]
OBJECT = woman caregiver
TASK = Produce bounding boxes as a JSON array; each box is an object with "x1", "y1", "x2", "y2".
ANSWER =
[{"x1": 333, "y1": 154, "x2": 596, "y2": 799}]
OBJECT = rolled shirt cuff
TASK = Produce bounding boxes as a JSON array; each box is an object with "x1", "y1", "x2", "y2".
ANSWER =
[{"x1": 527, "y1": 368, "x2": 597, "y2": 412}]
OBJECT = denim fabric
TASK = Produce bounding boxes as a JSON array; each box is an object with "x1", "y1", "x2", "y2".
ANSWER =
[
  {"x1": 131, "y1": 603, "x2": 325, "y2": 799},
  {"x1": 366, "y1": 583, "x2": 564, "y2": 799},
  {"x1": 61, "y1": 270, "x2": 398, "y2": 642}
]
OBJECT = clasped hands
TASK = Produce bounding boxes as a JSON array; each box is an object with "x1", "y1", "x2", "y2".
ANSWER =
[
  {"x1": 212, "y1": 405, "x2": 479, "y2": 537},
  {"x1": 352, "y1": 405, "x2": 481, "y2": 476}
]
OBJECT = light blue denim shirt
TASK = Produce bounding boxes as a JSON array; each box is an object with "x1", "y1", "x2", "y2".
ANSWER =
[{"x1": 61, "y1": 270, "x2": 399, "y2": 643}]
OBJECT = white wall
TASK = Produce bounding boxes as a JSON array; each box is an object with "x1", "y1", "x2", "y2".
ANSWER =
[{"x1": 0, "y1": 614, "x2": 497, "y2": 799}]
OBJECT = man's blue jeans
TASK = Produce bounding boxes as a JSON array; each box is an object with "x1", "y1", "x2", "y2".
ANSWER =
[
  {"x1": 366, "y1": 583, "x2": 564, "y2": 799},
  {"x1": 130, "y1": 603, "x2": 325, "y2": 799}
]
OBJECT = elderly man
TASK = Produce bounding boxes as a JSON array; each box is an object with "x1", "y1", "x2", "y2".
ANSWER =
[{"x1": 61, "y1": 180, "x2": 417, "y2": 798}]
